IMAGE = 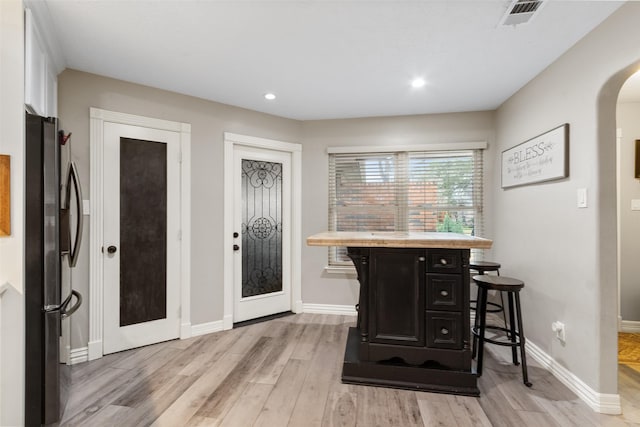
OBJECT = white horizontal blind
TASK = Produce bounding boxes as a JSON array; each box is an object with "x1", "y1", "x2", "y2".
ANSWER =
[{"x1": 328, "y1": 149, "x2": 484, "y2": 265}]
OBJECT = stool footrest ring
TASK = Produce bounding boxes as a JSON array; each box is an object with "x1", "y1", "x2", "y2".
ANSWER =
[
  {"x1": 470, "y1": 300, "x2": 504, "y2": 313},
  {"x1": 472, "y1": 325, "x2": 522, "y2": 348}
]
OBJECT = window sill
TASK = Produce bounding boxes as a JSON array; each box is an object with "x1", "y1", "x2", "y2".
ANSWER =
[{"x1": 324, "y1": 265, "x2": 357, "y2": 276}]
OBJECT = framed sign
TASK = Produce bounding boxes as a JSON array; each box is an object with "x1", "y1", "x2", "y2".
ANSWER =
[{"x1": 501, "y1": 124, "x2": 569, "y2": 189}]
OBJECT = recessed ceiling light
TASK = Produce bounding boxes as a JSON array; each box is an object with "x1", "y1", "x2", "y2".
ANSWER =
[
  {"x1": 264, "y1": 93, "x2": 276, "y2": 100},
  {"x1": 411, "y1": 78, "x2": 426, "y2": 88}
]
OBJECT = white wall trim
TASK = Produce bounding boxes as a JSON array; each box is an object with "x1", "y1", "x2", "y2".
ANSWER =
[
  {"x1": 89, "y1": 108, "x2": 192, "y2": 359},
  {"x1": 323, "y1": 265, "x2": 357, "y2": 276},
  {"x1": 327, "y1": 141, "x2": 487, "y2": 154},
  {"x1": 223, "y1": 315, "x2": 233, "y2": 330},
  {"x1": 616, "y1": 129, "x2": 622, "y2": 332},
  {"x1": 526, "y1": 340, "x2": 621, "y2": 415},
  {"x1": 191, "y1": 320, "x2": 225, "y2": 337},
  {"x1": 87, "y1": 340, "x2": 102, "y2": 361},
  {"x1": 69, "y1": 347, "x2": 88, "y2": 365},
  {"x1": 179, "y1": 121, "x2": 192, "y2": 340},
  {"x1": 620, "y1": 320, "x2": 640, "y2": 333},
  {"x1": 88, "y1": 110, "x2": 104, "y2": 361},
  {"x1": 225, "y1": 132, "x2": 302, "y2": 153},
  {"x1": 181, "y1": 322, "x2": 192, "y2": 339},
  {"x1": 223, "y1": 132, "x2": 302, "y2": 329},
  {"x1": 303, "y1": 303, "x2": 358, "y2": 316}
]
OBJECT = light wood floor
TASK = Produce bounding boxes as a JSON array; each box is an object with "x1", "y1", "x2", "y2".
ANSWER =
[{"x1": 61, "y1": 314, "x2": 640, "y2": 426}]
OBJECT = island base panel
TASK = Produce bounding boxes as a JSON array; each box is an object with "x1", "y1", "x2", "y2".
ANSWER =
[{"x1": 342, "y1": 327, "x2": 480, "y2": 396}]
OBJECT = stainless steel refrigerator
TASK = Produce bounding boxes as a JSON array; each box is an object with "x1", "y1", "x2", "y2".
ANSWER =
[{"x1": 25, "y1": 112, "x2": 83, "y2": 426}]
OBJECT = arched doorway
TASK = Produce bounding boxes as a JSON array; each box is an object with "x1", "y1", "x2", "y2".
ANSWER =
[{"x1": 597, "y1": 61, "x2": 640, "y2": 417}]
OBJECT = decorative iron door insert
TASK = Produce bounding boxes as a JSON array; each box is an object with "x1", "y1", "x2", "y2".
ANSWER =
[{"x1": 241, "y1": 159, "x2": 283, "y2": 298}]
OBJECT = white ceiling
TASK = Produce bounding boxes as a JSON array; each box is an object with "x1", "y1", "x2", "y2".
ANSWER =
[{"x1": 40, "y1": 0, "x2": 627, "y2": 120}]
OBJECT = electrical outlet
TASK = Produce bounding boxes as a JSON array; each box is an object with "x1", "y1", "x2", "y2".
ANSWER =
[{"x1": 551, "y1": 321, "x2": 566, "y2": 342}]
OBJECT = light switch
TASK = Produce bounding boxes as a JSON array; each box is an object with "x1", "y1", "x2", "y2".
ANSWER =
[
  {"x1": 632, "y1": 199, "x2": 640, "y2": 211},
  {"x1": 577, "y1": 188, "x2": 587, "y2": 208}
]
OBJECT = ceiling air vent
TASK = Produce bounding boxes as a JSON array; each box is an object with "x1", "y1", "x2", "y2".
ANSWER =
[{"x1": 500, "y1": 0, "x2": 545, "y2": 26}]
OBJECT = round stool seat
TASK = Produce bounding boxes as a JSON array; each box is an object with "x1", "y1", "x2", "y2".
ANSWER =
[
  {"x1": 473, "y1": 275, "x2": 524, "y2": 292},
  {"x1": 469, "y1": 261, "x2": 501, "y2": 274}
]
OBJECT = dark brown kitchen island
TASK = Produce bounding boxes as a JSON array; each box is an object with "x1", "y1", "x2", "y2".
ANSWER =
[{"x1": 307, "y1": 231, "x2": 493, "y2": 396}]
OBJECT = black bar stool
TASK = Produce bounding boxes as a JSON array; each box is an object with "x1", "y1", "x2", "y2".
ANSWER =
[
  {"x1": 471, "y1": 274, "x2": 532, "y2": 387},
  {"x1": 469, "y1": 261, "x2": 509, "y2": 342}
]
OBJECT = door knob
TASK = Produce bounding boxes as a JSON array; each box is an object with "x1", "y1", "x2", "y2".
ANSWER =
[
  {"x1": 233, "y1": 244, "x2": 240, "y2": 251},
  {"x1": 233, "y1": 232, "x2": 239, "y2": 238},
  {"x1": 107, "y1": 245, "x2": 117, "y2": 254}
]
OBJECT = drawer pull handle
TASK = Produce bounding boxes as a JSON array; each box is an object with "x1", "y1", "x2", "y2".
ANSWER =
[
  {"x1": 418, "y1": 256, "x2": 426, "y2": 262},
  {"x1": 440, "y1": 290, "x2": 449, "y2": 297},
  {"x1": 441, "y1": 327, "x2": 449, "y2": 335},
  {"x1": 440, "y1": 258, "x2": 448, "y2": 265}
]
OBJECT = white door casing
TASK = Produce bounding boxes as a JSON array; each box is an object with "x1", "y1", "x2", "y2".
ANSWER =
[
  {"x1": 223, "y1": 133, "x2": 302, "y2": 329},
  {"x1": 102, "y1": 123, "x2": 180, "y2": 354},
  {"x1": 89, "y1": 108, "x2": 191, "y2": 360},
  {"x1": 233, "y1": 147, "x2": 291, "y2": 322}
]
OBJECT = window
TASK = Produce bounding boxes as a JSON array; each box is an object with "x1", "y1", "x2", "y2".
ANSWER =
[{"x1": 328, "y1": 147, "x2": 484, "y2": 266}]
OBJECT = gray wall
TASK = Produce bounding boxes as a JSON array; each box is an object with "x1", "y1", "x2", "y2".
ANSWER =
[
  {"x1": 492, "y1": 2, "x2": 640, "y2": 394},
  {"x1": 300, "y1": 113, "x2": 496, "y2": 305},
  {"x1": 58, "y1": 69, "x2": 303, "y2": 347},
  {"x1": 617, "y1": 102, "x2": 640, "y2": 322}
]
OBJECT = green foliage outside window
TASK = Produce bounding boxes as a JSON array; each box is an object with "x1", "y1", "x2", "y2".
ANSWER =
[{"x1": 436, "y1": 214, "x2": 465, "y2": 233}]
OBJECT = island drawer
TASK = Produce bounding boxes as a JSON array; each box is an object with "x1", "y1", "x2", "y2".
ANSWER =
[
  {"x1": 426, "y1": 311, "x2": 463, "y2": 349},
  {"x1": 426, "y1": 274, "x2": 463, "y2": 311},
  {"x1": 426, "y1": 249, "x2": 462, "y2": 273}
]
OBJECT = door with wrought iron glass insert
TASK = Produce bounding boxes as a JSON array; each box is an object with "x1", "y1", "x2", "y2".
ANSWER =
[
  {"x1": 242, "y1": 159, "x2": 283, "y2": 297},
  {"x1": 233, "y1": 147, "x2": 291, "y2": 322}
]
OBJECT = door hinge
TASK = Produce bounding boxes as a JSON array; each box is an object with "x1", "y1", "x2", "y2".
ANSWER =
[
  {"x1": 178, "y1": 150, "x2": 182, "y2": 164},
  {"x1": 178, "y1": 229, "x2": 182, "y2": 241}
]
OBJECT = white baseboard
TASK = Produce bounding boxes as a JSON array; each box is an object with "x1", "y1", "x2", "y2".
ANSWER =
[
  {"x1": 191, "y1": 320, "x2": 225, "y2": 337},
  {"x1": 69, "y1": 347, "x2": 88, "y2": 365},
  {"x1": 620, "y1": 320, "x2": 640, "y2": 333},
  {"x1": 302, "y1": 303, "x2": 357, "y2": 316},
  {"x1": 526, "y1": 340, "x2": 621, "y2": 415}
]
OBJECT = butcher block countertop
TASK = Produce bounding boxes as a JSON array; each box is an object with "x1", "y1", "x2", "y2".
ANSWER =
[{"x1": 306, "y1": 231, "x2": 493, "y2": 249}]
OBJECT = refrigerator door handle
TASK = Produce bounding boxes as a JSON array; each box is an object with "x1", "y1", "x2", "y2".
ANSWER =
[
  {"x1": 60, "y1": 290, "x2": 82, "y2": 319},
  {"x1": 66, "y1": 162, "x2": 83, "y2": 267}
]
